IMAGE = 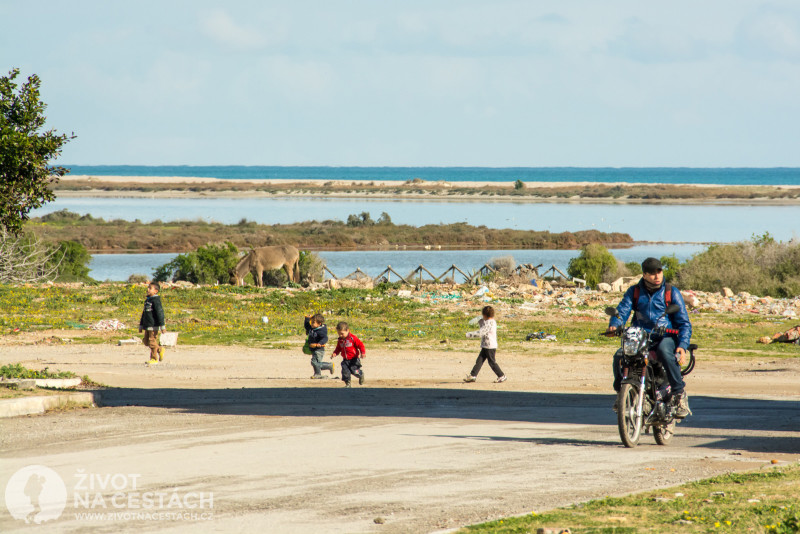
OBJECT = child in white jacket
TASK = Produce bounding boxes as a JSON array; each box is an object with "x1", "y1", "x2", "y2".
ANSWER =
[{"x1": 464, "y1": 306, "x2": 507, "y2": 383}]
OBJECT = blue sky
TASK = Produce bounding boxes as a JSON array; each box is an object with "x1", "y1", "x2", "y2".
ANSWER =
[{"x1": 2, "y1": 1, "x2": 799, "y2": 167}]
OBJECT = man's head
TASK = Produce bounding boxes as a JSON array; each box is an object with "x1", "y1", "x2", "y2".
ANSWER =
[
  {"x1": 311, "y1": 313, "x2": 325, "y2": 328},
  {"x1": 641, "y1": 257, "x2": 663, "y2": 286},
  {"x1": 336, "y1": 321, "x2": 349, "y2": 338},
  {"x1": 147, "y1": 282, "x2": 160, "y2": 296}
]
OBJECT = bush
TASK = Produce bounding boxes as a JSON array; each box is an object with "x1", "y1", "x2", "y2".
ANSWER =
[
  {"x1": 567, "y1": 244, "x2": 617, "y2": 287},
  {"x1": 490, "y1": 255, "x2": 516, "y2": 275},
  {"x1": 676, "y1": 236, "x2": 800, "y2": 297},
  {"x1": 299, "y1": 250, "x2": 325, "y2": 283},
  {"x1": 514, "y1": 179, "x2": 525, "y2": 190},
  {"x1": 127, "y1": 274, "x2": 149, "y2": 284},
  {"x1": 153, "y1": 242, "x2": 239, "y2": 284},
  {"x1": 660, "y1": 254, "x2": 681, "y2": 283},
  {"x1": 51, "y1": 240, "x2": 93, "y2": 282}
]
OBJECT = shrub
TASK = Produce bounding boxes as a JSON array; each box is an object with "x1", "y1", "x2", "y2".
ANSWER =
[
  {"x1": 153, "y1": 242, "x2": 239, "y2": 284},
  {"x1": 127, "y1": 274, "x2": 149, "y2": 284},
  {"x1": 567, "y1": 244, "x2": 617, "y2": 287},
  {"x1": 514, "y1": 179, "x2": 525, "y2": 190},
  {"x1": 676, "y1": 237, "x2": 800, "y2": 297},
  {"x1": 660, "y1": 254, "x2": 681, "y2": 283},
  {"x1": 490, "y1": 255, "x2": 516, "y2": 275},
  {"x1": 299, "y1": 250, "x2": 325, "y2": 283},
  {"x1": 51, "y1": 240, "x2": 93, "y2": 282}
]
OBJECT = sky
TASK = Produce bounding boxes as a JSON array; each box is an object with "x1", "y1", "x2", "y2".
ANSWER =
[{"x1": 2, "y1": 1, "x2": 800, "y2": 167}]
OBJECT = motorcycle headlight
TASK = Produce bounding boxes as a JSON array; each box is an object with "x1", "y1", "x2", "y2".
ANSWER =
[{"x1": 622, "y1": 327, "x2": 646, "y2": 356}]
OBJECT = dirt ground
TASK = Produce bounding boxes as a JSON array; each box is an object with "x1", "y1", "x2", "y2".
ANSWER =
[{"x1": 1, "y1": 342, "x2": 799, "y2": 533}]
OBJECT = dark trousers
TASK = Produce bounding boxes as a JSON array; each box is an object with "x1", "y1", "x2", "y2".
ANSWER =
[
  {"x1": 613, "y1": 336, "x2": 685, "y2": 394},
  {"x1": 470, "y1": 348, "x2": 504, "y2": 378},
  {"x1": 341, "y1": 357, "x2": 363, "y2": 383}
]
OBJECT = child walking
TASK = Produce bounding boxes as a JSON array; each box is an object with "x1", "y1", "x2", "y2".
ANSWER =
[
  {"x1": 464, "y1": 305, "x2": 507, "y2": 383},
  {"x1": 332, "y1": 322, "x2": 366, "y2": 388},
  {"x1": 139, "y1": 282, "x2": 166, "y2": 366},
  {"x1": 304, "y1": 313, "x2": 334, "y2": 378}
]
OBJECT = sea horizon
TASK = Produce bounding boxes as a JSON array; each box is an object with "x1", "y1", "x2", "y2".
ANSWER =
[{"x1": 62, "y1": 165, "x2": 800, "y2": 186}]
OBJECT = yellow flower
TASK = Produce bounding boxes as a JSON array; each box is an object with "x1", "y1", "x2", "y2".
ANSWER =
[{"x1": 714, "y1": 522, "x2": 720, "y2": 528}]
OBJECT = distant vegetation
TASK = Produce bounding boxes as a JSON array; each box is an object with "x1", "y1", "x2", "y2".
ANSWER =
[
  {"x1": 53, "y1": 178, "x2": 800, "y2": 201},
  {"x1": 568, "y1": 234, "x2": 800, "y2": 297},
  {"x1": 28, "y1": 210, "x2": 634, "y2": 252}
]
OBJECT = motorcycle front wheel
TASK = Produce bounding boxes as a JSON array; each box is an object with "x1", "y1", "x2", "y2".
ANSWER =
[{"x1": 617, "y1": 383, "x2": 643, "y2": 448}]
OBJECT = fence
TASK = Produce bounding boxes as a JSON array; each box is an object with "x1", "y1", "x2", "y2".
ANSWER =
[{"x1": 322, "y1": 262, "x2": 583, "y2": 285}]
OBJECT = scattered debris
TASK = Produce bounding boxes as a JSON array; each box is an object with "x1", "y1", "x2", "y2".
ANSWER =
[
  {"x1": 759, "y1": 325, "x2": 800, "y2": 344},
  {"x1": 89, "y1": 319, "x2": 127, "y2": 331}
]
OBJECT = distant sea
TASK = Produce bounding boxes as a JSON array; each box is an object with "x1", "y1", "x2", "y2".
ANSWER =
[{"x1": 64, "y1": 166, "x2": 800, "y2": 186}]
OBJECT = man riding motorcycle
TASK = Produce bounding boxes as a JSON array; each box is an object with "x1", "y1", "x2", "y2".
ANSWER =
[{"x1": 607, "y1": 257, "x2": 692, "y2": 418}]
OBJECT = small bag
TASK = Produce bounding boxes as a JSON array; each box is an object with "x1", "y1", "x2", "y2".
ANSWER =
[{"x1": 302, "y1": 339, "x2": 313, "y2": 355}]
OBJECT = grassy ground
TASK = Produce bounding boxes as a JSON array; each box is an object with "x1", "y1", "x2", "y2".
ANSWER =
[
  {"x1": 461, "y1": 465, "x2": 800, "y2": 533},
  {"x1": 1, "y1": 284, "x2": 798, "y2": 358}
]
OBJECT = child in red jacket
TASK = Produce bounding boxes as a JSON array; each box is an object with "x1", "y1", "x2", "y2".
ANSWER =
[{"x1": 332, "y1": 321, "x2": 366, "y2": 388}]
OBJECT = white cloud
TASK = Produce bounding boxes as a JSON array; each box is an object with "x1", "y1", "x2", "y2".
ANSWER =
[
  {"x1": 607, "y1": 18, "x2": 710, "y2": 63},
  {"x1": 735, "y1": 7, "x2": 800, "y2": 62},
  {"x1": 199, "y1": 9, "x2": 270, "y2": 51}
]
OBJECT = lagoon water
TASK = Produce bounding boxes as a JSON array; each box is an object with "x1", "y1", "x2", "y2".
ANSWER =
[
  {"x1": 90, "y1": 244, "x2": 706, "y2": 282},
  {"x1": 66, "y1": 165, "x2": 800, "y2": 186},
  {"x1": 34, "y1": 197, "x2": 800, "y2": 243}
]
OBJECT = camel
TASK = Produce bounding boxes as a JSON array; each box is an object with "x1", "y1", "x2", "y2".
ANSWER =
[{"x1": 230, "y1": 245, "x2": 300, "y2": 286}]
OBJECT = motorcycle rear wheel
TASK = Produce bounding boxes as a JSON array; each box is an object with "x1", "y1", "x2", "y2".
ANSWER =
[
  {"x1": 654, "y1": 420, "x2": 675, "y2": 446},
  {"x1": 617, "y1": 383, "x2": 643, "y2": 448}
]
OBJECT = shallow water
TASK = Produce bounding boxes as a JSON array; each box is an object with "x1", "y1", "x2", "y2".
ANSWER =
[{"x1": 90, "y1": 244, "x2": 707, "y2": 282}]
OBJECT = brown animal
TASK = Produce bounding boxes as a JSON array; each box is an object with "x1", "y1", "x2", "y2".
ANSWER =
[{"x1": 230, "y1": 245, "x2": 300, "y2": 286}]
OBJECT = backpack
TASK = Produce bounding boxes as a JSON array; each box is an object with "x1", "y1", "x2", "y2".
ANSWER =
[{"x1": 633, "y1": 283, "x2": 672, "y2": 312}]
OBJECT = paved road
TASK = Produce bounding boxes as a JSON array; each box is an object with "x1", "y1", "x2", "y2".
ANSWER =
[{"x1": 3, "y1": 385, "x2": 799, "y2": 533}]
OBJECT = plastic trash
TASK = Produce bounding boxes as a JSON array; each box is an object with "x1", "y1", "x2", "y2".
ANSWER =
[
  {"x1": 468, "y1": 316, "x2": 481, "y2": 325},
  {"x1": 465, "y1": 330, "x2": 480, "y2": 338},
  {"x1": 261, "y1": 316, "x2": 269, "y2": 324}
]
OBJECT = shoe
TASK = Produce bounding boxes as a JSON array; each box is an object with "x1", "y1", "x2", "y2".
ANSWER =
[
  {"x1": 359, "y1": 371, "x2": 365, "y2": 385},
  {"x1": 310, "y1": 375, "x2": 323, "y2": 379},
  {"x1": 463, "y1": 375, "x2": 477, "y2": 383},
  {"x1": 674, "y1": 393, "x2": 691, "y2": 418},
  {"x1": 158, "y1": 347, "x2": 164, "y2": 361},
  {"x1": 612, "y1": 398, "x2": 619, "y2": 413},
  {"x1": 147, "y1": 359, "x2": 158, "y2": 366},
  {"x1": 345, "y1": 381, "x2": 351, "y2": 388},
  {"x1": 330, "y1": 361, "x2": 335, "y2": 375},
  {"x1": 495, "y1": 376, "x2": 507, "y2": 383}
]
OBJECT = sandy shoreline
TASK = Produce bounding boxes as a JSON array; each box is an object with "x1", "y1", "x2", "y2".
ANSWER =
[{"x1": 56, "y1": 175, "x2": 800, "y2": 205}]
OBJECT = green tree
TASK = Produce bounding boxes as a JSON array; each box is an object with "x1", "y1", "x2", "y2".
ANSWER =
[
  {"x1": 51, "y1": 240, "x2": 92, "y2": 282},
  {"x1": 1, "y1": 69, "x2": 75, "y2": 234},
  {"x1": 514, "y1": 179, "x2": 525, "y2": 190},
  {"x1": 153, "y1": 242, "x2": 239, "y2": 284},
  {"x1": 567, "y1": 244, "x2": 617, "y2": 287},
  {"x1": 660, "y1": 254, "x2": 681, "y2": 283}
]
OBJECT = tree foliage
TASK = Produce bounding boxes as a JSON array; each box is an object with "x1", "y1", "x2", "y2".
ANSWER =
[
  {"x1": 567, "y1": 243, "x2": 617, "y2": 287},
  {"x1": 153, "y1": 242, "x2": 240, "y2": 285},
  {"x1": 1, "y1": 69, "x2": 75, "y2": 234}
]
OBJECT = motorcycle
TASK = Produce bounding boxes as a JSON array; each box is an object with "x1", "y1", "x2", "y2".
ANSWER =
[{"x1": 603, "y1": 304, "x2": 697, "y2": 448}]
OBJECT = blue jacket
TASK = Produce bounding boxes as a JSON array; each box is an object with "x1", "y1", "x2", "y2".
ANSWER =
[
  {"x1": 304, "y1": 318, "x2": 328, "y2": 347},
  {"x1": 609, "y1": 281, "x2": 692, "y2": 350}
]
